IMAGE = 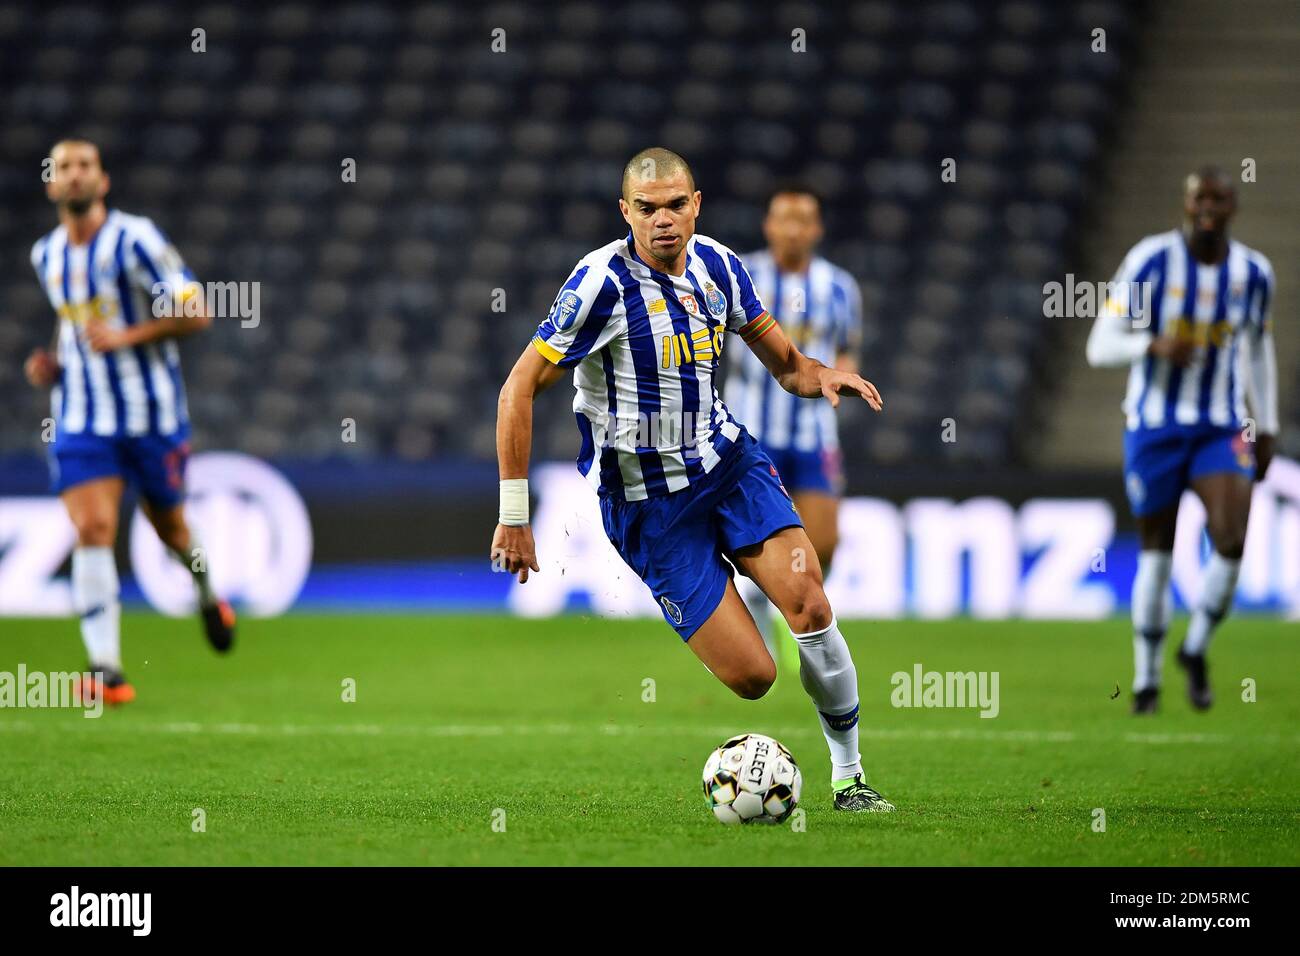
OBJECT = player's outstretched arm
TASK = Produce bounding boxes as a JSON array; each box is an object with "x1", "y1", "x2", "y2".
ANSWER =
[
  {"x1": 748, "y1": 320, "x2": 882, "y2": 411},
  {"x1": 1085, "y1": 308, "x2": 1175, "y2": 368},
  {"x1": 491, "y1": 343, "x2": 568, "y2": 583},
  {"x1": 84, "y1": 283, "x2": 212, "y2": 353},
  {"x1": 1246, "y1": 325, "x2": 1279, "y2": 481}
]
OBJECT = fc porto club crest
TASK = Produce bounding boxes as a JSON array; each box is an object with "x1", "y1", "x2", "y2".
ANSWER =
[
  {"x1": 703, "y1": 281, "x2": 726, "y2": 318},
  {"x1": 660, "y1": 595, "x2": 684, "y2": 626},
  {"x1": 550, "y1": 290, "x2": 583, "y2": 331}
]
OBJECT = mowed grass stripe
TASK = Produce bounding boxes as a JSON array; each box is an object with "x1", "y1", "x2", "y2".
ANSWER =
[
  {"x1": 0, "y1": 613, "x2": 1296, "y2": 866},
  {"x1": 1, "y1": 717, "x2": 1296, "y2": 748}
]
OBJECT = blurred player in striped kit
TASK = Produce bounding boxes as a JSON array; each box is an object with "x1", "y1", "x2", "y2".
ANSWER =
[
  {"x1": 1086, "y1": 166, "x2": 1277, "y2": 714},
  {"x1": 724, "y1": 185, "x2": 863, "y2": 667},
  {"x1": 23, "y1": 140, "x2": 235, "y2": 705}
]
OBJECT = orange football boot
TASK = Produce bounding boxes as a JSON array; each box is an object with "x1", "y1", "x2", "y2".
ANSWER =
[{"x1": 75, "y1": 668, "x2": 136, "y2": 706}]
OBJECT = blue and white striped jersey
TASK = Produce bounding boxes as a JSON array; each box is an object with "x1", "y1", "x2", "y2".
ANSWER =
[
  {"x1": 532, "y1": 232, "x2": 775, "y2": 502},
  {"x1": 31, "y1": 210, "x2": 193, "y2": 438},
  {"x1": 724, "y1": 251, "x2": 862, "y2": 451},
  {"x1": 1108, "y1": 230, "x2": 1274, "y2": 431}
]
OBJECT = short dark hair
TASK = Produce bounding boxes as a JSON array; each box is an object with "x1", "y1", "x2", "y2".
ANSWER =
[
  {"x1": 622, "y1": 147, "x2": 695, "y2": 199},
  {"x1": 765, "y1": 181, "x2": 822, "y2": 214},
  {"x1": 51, "y1": 138, "x2": 105, "y2": 170}
]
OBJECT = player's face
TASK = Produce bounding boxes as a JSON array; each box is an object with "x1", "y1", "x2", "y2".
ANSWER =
[
  {"x1": 619, "y1": 171, "x2": 701, "y2": 267},
  {"x1": 1183, "y1": 174, "x2": 1235, "y2": 238},
  {"x1": 46, "y1": 142, "x2": 108, "y2": 215},
  {"x1": 763, "y1": 193, "x2": 823, "y2": 262}
]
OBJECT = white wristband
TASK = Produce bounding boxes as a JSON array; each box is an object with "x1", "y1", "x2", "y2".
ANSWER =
[{"x1": 499, "y1": 479, "x2": 529, "y2": 526}]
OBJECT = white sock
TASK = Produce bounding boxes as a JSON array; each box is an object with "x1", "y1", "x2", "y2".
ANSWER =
[
  {"x1": 791, "y1": 616, "x2": 862, "y2": 783},
  {"x1": 739, "y1": 576, "x2": 777, "y2": 662},
  {"x1": 1183, "y1": 553, "x2": 1241, "y2": 656},
  {"x1": 1131, "y1": 550, "x2": 1172, "y2": 692},
  {"x1": 72, "y1": 546, "x2": 121, "y2": 672},
  {"x1": 167, "y1": 530, "x2": 215, "y2": 608}
]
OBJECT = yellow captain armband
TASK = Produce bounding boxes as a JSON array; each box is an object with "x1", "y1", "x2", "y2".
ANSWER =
[
  {"x1": 179, "y1": 281, "x2": 205, "y2": 317},
  {"x1": 531, "y1": 335, "x2": 565, "y2": 365}
]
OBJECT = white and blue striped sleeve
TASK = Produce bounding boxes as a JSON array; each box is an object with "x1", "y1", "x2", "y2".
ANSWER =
[
  {"x1": 30, "y1": 237, "x2": 48, "y2": 276},
  {"x1": 124, "y1": 217, "x2": 199, "y2": 311},
  {"x1": 1087, "y1": 239, "x2": 1161, "y2": 367},
  {"x1": 719, "y1": 247, "x2": 772, "y2": 342},
  {"x1": 1250, "y1": 253, "x2": 1275, "y2": 337},
  {"x1": 1244, "y1": 252, "x2": 1279, "y2": 434},
  {"x1": 1102, "y1": 238, "x2": 1164, "y2": 327},
  {"x1": 531, "y1": 259, "x2": 622, "y2": 368},
  {"x1": 833, "y1": 269, "x2": 863, "y2": 355}
]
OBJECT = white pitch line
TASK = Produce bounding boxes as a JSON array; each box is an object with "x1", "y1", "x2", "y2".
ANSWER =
[{"x1": 0, "y1": 718, "x2": 1294, "y2": 747}]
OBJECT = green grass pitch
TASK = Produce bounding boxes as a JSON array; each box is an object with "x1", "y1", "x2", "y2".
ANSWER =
[{"x1": 0, "y1": 613, "x2": 1296, "y2": 866}]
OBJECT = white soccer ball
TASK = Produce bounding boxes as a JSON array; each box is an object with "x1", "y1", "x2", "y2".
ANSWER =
[{"x1": 702, "y1": 733, "x2": 802, "y2": 825}]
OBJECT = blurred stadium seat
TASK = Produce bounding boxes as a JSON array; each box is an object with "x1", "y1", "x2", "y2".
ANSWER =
[{"x1": 1, "y1": 0, "x2": 1142, "y2": 469}]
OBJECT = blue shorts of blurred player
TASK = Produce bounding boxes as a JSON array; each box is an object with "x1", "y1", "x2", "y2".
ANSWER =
[
  {"x1": 763, "y1": 445, "x2": 845, "y2": 496},
  {"x1": 49, "y1": 429, "x2": 191, "y2": 510},
  {"x1": 600, "y1": 430, "x2": 803, "y2": 641},
  {"x1": 1123, "y1": 423, "x2": 1255, "y2": 517}
]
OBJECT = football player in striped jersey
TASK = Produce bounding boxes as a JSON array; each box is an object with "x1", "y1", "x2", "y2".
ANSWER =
[
  {"x1": 492, "y1": 148, "x2": 893, "y2": 810},
  {"x1": 1086, "y1": 166, "x2": 1277, "y2": 714},
  {"x1": 24, "y1": 139, "x2": 235, "y2": 704},
  {"x1": 725, "y1": 184, "x2": 863, "y2": 668}
]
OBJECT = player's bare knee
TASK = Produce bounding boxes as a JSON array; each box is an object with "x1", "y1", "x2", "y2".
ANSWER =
[
  {"x1": 75, "y1": 514, "x2": 116, "y2": 547},
  {"x1": 784, "y1": 587, "x2": 833, "y2": 635},
  {"x1": 804, "y1": 597, "x2": 834, "y2": 633},
  {"x1": 1206, "y1": 521, "x2": 1246, "y2": 559},
  {"x1": 1136, "y1": 513, "x2": 1177, "y2": 552},
  {"x1": 731, "y1": 661, "x2": 776, "y2": 700},
  {"x1": 1213, "y1": 536, "x2": 1246, "y2": 560}
]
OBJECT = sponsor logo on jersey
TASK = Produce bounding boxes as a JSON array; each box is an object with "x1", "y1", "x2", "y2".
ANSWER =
[
  {"x1": 660, "y1": 327, "x2": 725, "y2": 368},
  {"x1": 56, "y1": 295, "x2": 119, "y2": 324}
]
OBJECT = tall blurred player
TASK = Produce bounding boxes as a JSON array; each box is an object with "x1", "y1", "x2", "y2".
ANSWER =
[
  {"x1": 23, "y1": 140, "x2": 236, "y2": 704},
  {"x1": 725, "y1": 185, "x2": 863, "y2": 666},
  {"x1": 1086, "y1": 166, "x2": 1277, "y2": 714}
]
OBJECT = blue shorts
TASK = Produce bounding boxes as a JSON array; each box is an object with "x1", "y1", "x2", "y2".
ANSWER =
[
  {"x1": 49, "y1": 429, "x2": 191, "y2": 509},
  {"x1": 763, "y1": 444, "x2": 844, "y2": 496},
  {"x1": 1123, "y1": 424, "x2": 1254, "y2": 517},
  {"x1": 600, "y1": 431, "x2": 804, "y2": 641}
]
